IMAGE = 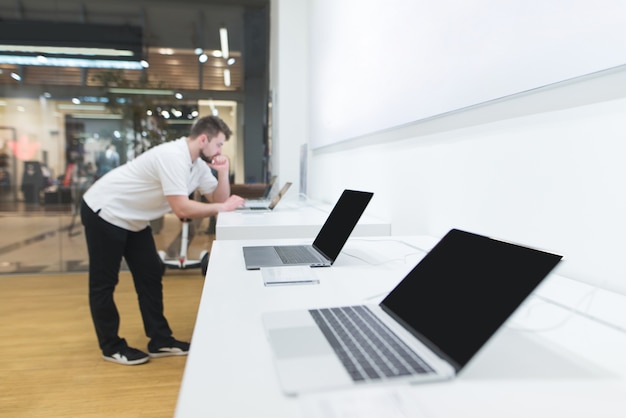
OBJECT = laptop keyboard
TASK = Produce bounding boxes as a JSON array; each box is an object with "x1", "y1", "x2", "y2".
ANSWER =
[
  {"x1": 274, "y1": 246, "x2": 318, "y2": 264},
  {"x1": 309, "y1": 305, "x2": 434, "y2": 382}
]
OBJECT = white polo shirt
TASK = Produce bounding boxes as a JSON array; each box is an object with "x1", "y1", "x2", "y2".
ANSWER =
[{"x1": 83, "y1": 137, "x2": 218, "y2": 231}]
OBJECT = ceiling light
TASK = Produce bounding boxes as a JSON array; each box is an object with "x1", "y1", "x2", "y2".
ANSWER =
[
  {"x1": 168, "y1": 119, "x2": 196, "y2": 125},
  {"x1": 108, "y1": 88, "x2": 175, "y2": 95},
  {"x1": 0, "y1": 20, "x2": 145, "y2": 70},
  {"x1": 199, "y1": 53, "x2": 208, "y2": 63},
  {"x1": 58, "y1": 104, "x2": 106, "y2": 111},
  {"x1": 0, "y1": 55, "x2": 145, "y2": 69},
  {"x1": 70, "y1": 113, "x2": 123, "y2": 120},
  {"x1": 219, "y1": 27, "x2": 229, "y2": 59},
  {"x1": 223, "y1": 69, "x2": 231, "y2": 87},
  {"x1": 0, "y1": 44, "x2": 137, "y2": 57},
  {"x1": 194, "y1": 48, "x2": 203, "y2": 55},
  {"x1": 10, "y1": 72, "x2": 21, "y2": 81},
  {"x1": 227, "y1": 57, "x2": 236, "y2": 66}
]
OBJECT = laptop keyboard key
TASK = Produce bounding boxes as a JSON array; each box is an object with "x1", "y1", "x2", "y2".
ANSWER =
[
  {"x1": 275, "y1": 246, "x2": 318, "y2": 264},
  {"x1": 310, "y1": 306, "x2": 434, "y2": 382}
]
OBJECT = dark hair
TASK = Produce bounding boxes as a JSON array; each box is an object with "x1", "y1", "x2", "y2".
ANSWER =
[{"x1": 189, "y1": 115, "x2": 232, "y2": 140}]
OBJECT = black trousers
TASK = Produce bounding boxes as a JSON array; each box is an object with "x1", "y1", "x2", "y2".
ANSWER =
[{"x1": 80, "y1": 199, "x2": 173, "y2": 355}]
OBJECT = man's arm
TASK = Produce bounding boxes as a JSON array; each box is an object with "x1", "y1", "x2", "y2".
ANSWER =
[
  {"x1": 205, "y1": 155, "x2": 230, "y2": 203},
  {"x1": 166, "y1": 194, "x2": 244, "y2": 220}
]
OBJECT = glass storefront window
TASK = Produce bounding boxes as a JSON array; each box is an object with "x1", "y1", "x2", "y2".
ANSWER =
[{"x1": 0, "y1": 95, "x2": 238, "y2": 275}]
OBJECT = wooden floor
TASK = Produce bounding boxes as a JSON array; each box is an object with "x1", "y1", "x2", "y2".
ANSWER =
[{"x1": 0, "y1": 270, "x2": 205, "y2": 418}]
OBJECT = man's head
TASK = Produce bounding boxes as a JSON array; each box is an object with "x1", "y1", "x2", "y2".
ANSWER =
[
  {"x1": 190, "y1": 115, "x2": 232, "y2": 141},
  {"x1": 190, "y1": 115, "x2": 232, "y2": 163}
]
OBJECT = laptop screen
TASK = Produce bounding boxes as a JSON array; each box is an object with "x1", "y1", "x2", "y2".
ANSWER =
[
  {"x1": 380, "y1": 229, "x2": 562, "y2": 371},
  {"x1": 262, "y1": 176, "x2": 278, "y2": 198},
  {"x1": 267, "y1": 182, "x2": 292, "y2": 209},
  {"x1": 312, "y1": 190, "x2": 374, "y2": 263}
]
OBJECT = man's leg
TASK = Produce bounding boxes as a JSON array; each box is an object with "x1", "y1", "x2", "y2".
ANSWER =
[
  {"x1": 80, "y1": 200, "x2": 129, "y2": 355},
  {"x1": 123, "y1": 227, "x2": 174, "y2": 347}
]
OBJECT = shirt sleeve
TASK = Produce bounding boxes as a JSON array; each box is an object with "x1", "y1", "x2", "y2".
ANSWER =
[
  {"x1": 195, "y1": 163, "x2": 219, "y2": 195},
  {"x1": 157, "y1": 148, "x2": 190, "y2": 196}
]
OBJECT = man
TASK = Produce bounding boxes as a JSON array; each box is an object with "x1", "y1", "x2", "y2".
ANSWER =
[{"x1": 80, "y1": 115, "x2": 244, "y2": 365}]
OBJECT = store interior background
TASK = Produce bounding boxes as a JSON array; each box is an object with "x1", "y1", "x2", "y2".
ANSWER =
[{"x1": 0, "y1": 0, "x2": 270, "y2": 274}]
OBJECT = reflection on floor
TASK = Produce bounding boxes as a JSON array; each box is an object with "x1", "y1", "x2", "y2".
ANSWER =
[{"x1": 0, "y1": 208, "x2": 216, "y2": 275}]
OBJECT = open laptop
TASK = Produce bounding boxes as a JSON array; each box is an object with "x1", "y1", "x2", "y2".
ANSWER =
[
  {"x1": 237, "y1": 182, "x2": 292, "y2": 211},
  {"x1": 242, "y1": 189, "x2": 374, "y2": 269},
  {"x1": 261, "y1": 228, "x2": 563, "y2": 395}
]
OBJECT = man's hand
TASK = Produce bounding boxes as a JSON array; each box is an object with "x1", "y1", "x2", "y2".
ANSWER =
[
  {"x1": 220, "y1": 194, "x2": 245, "y2": 212},
  {"x1": 208, "y1": 155, "x2": 229, "y2": 173}
]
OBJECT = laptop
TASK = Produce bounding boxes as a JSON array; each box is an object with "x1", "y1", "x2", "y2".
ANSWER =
[
  {"x1": 242, "y1": 189, "x2": 374, "y2": 269},
  {"x1": 261, "y1": 228, "x2": 563, "y2": 395},
  {"x1": 260, "y1": 175, "x2": 278, "y2": 199},
  {"x1": 237, "y1": 182, "x2": 292, "y2": 211}
]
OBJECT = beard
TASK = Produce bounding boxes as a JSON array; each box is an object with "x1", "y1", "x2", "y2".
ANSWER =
[{"x1": 199, "y1": 149, "x2": 213, "y2": 164}]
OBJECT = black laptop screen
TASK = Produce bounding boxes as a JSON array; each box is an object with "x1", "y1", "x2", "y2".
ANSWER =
[
  {"x1": 312, "y1": 190, "x2": 374, "y2": 263},
  {"x1": 380, "y1": 229, "x2": 562, "y2": 371}
]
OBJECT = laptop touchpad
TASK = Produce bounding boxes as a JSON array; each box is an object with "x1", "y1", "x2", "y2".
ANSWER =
[{"x1": 268, "y1": 327, "x2": 333, "y2": 359}]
